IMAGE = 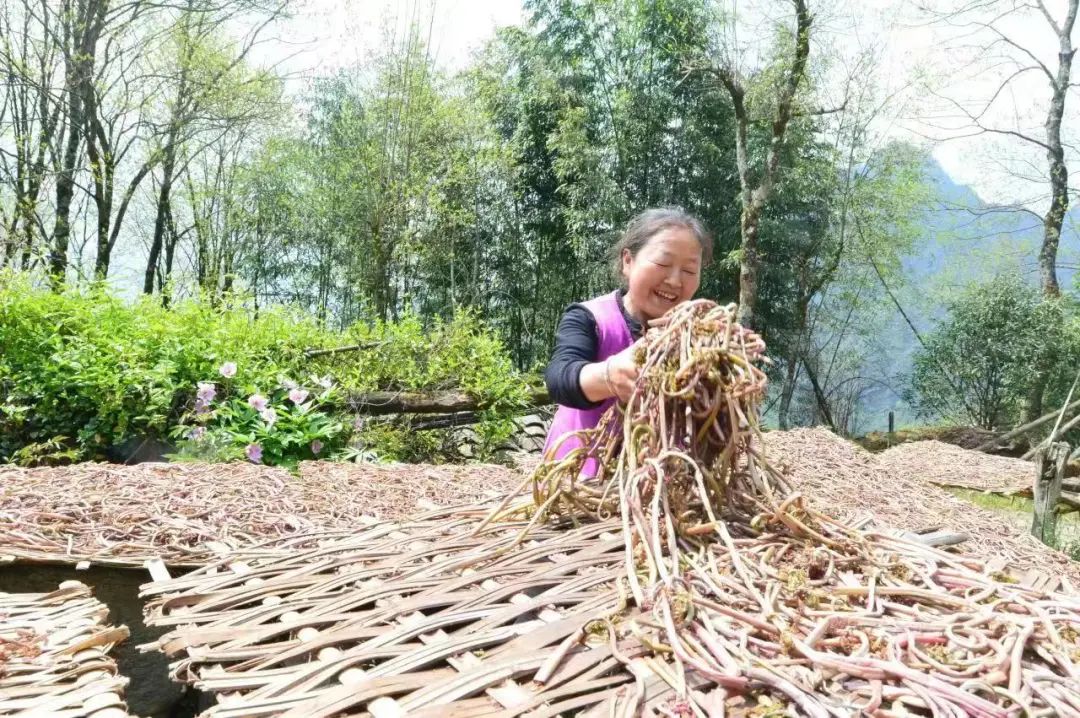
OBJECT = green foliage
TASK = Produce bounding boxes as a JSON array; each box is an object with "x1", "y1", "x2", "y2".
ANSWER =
[
  {"x1": 0, "y1": 273, "x2": 527, "y2": 465},
  {"x1": 756, "y1": 120, "x2": 931, "y2": 432},
  {"x1": 320, "y1": 310, "x2": 530, "y2": 463},
  {"x1": 221, "y1": 0, "x2": 743, "y2": 370},
  {"x1": 349, "y1": 418, "x2": 443, "y2": 465},
  {"x1": 169, "y1": 378, "x2": 348, "y2": 471},
  {"x1": 908, "y1": 276, "x2": 1077, "y2": 429},
  {"x1": 14, "y1": 0, "x2": 1058, "y2": 446},
  {"x1": 328, "y1": 312, "x2": 526, "y2": 409}
]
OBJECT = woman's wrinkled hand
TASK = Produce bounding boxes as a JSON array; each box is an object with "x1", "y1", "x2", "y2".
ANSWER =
[{"x1": 603, "y1": 342, "x2": 641, "y2": 402}]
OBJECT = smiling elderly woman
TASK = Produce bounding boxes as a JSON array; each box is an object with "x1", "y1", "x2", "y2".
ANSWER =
[{"x1": 542, "y1": 207, "x2": 714, "y2": 478}]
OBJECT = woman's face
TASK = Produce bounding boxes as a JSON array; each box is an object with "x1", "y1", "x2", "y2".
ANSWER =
[{"x1": 621, "y1": 227, "x2": 703, "y2": 322}]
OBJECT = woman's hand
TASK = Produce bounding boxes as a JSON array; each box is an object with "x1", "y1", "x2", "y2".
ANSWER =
[
  {"x1": 579, "y1": 341, "x2": 642, "y2": 403},
  {"x1": 601, "y1": 342, "x2": 641, "y2": 403}
]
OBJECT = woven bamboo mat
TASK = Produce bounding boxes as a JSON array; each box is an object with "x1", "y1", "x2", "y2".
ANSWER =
[
  {"x1": 0, "y1": 581, "x2": 135, "y2": 717},
  {"x1": 140, "y1": 505, "x2": 663, "y2": 717},
  {"x1": 141, "y1": 497, "x2": 1080, "y2": 717}
]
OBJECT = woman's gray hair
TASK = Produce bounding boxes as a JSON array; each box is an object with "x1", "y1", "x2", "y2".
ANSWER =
[{"x1": 611, "y1": 207, "x2": 713, "y2": 281}]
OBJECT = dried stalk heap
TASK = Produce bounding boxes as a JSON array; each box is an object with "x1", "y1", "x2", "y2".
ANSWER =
[
  {"x1": 0, "y1": 461, "x2": 523, "y2": 567},
  {"x1": 144, "y1": 301, "x2": 1080, "y2": 717}
]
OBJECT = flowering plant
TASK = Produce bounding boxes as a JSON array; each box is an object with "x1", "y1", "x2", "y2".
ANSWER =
[{"x1": 171, "y1": 363, "x2": 347, "y2": 469}]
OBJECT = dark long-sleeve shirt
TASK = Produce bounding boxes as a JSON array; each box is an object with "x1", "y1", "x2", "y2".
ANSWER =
[{"x1": 544, "y1": 290, "x2": 642, "y2": 410}]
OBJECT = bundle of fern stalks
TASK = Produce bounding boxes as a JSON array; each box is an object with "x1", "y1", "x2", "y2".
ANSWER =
[{"x1": 484, "y1": 299, "x2": 1080, "y2": 717}]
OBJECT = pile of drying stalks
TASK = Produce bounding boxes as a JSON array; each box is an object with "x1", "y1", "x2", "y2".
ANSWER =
[{"x1": 488, "y1": 300, "x2": 1080, "y2": 716}]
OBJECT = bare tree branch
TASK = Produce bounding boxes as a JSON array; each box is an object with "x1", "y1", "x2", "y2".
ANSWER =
[
  {"x1": 979, "y1": 24, "x2": 1056, "y2": 84},
  {"x1": 1036, "y1": 0, "x2": 1064, "y2": 36},
  {"x1": 793, "y1": 101, "x2": 848, "y2": 118}
]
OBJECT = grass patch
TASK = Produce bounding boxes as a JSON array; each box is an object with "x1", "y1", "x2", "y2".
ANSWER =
[
  {"x1": 945, "y1": 487, "x2": 1032, "y2": 512},
  {"x1": 944, "y1": 487, "x2": 1080, "y2": 559}
]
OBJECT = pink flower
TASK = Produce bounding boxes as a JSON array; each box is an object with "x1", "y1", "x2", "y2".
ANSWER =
[
  {"x1": 247, "y1": 394, "x2": 268, "y2": 411},
  {"x1": 218, "y1": 362, "x2": 237, "y2": 378},
  {"x1": 311, "y1": 440, "x2": 323, "y2": 455},
  {"x1": 288, "y1": 388, "x2": 309, "y2": 405},
  {"x1": 245, "y1": 443, "x2": 263, "y2": 463},
  {"x1": 196, "y1": 382, "x2": 216, "y2": 403},
  {"x1": 260, "y1": 407, "x2": 277, "y2": 426}
]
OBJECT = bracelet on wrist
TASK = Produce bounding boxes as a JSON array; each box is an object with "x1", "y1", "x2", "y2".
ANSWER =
[{"x1": 603, "y1": 359, "x2": 618, "y2": 397}]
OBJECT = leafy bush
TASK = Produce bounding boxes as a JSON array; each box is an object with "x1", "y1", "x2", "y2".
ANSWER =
[
  {"x1": 168, "y1": 370, "x2": 350, "y2": 470},
  {"x1": 1065, "y1": 539, "x2": 1080, "y2": 562},
  {"x1": 907, "y1": 276, "x2": 1078, "y2": 429},
  {"x1": 0, "y1": 273, "x2": 528, "y2": 465}
]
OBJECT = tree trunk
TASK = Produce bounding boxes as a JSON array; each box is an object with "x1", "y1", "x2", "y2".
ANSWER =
[
  {"x1": 162, "y1": 202, "x2": 179, "y2": 294},
  {"x1": 52, "y1": 0, "x2": 107, "y2": 287},
  {"x1": 1031, "y1": 441, "x2": 1069, "y2": 546},
  {"x1": 81, "y1": 0, "x2": 110, "y2": 280},
  {"x1": 737, "y1": 203, "x2": 763, "y2": 327},
  {"x1": 717, "y1": 0, "x2": 812, "y2": 328},
  {"x1": 144, "y1": 127, "x2": 179, "y2": 294},
  {"x1": 52, "y1": 66, "x2": 84, "y2": 285},
  {"x1": 1025, "y1": 0, "x2": 1078, "y2": 418},
  {"x1": 1039, "y1": 0, "x2": 1077, "y2": 298},
  {"x1": 1040, "y1": 153, "x2": 1068, "y2": 297},
  {"x1": 86, "y1": 130, "x2": 114, "y2": 280},
  {"x1": 801, "y1": 356, "x2": 837, "y2": 431},
  {"x1": 1025, "y1": 369, "x2": 1051, "y2": 423},
  {"x1": 93, "y1": 209, "x2": 113, "y2": 279},
  {"x1": 778, "y1": 353, "x2": 799, "y2": 430},
  {"x1": 144, "y1": 2, "x2": 195, "y2": 295},
  {"x1": 2, "y1": 219, "x2": 14, "y2": 267},
  {"x1": 86, "y1": 110, "x2": 115, "y2": 280}
]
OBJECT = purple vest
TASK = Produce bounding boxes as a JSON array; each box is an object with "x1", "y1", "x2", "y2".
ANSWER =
[{"x1": 543, "y1": 290, "x2": 633, "y2": 476}]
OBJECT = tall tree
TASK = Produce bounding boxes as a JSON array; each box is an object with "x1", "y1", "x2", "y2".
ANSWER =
[
  {"x1": 1038, "y1": 0, "x2": 1077, "y2": 298},
  {"x1": 701, "y1": 0, "x2": 813, "y2": 328},
  {"x1": 467, "y1": 0, "x2": 740, "y2": 365},
  {"x1": 142, "y1": 0, "x2": 288, "y2": 295},
  {"x1": 763, "y1": 47, "x2": 929, "y2": 431},
  {"x1": 918, "y1": 0, "x2": 1078, "y2": 420},
  {"x1": 84, "y1": 2, "x2": 162, "y2": 280},
  {"x1": 924, "y1": 0, "x2": 1077, "y2": 298},
  {"x1": 0, "y1": 0, "x2": 64, "y2": 272},
  {"x1": 50, "y1": 0, "x2": 108, "y2": 285}
]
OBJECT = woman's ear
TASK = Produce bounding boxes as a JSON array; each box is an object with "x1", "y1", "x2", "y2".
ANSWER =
[{"x1": 621, "y1": 248, "x2": 633, "y2": 279}]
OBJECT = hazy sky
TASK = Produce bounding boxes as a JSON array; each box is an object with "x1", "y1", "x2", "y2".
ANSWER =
[
  {"x1": 250, "y1": 0, "x2": 1076, "y2": 210},
  {"x1": 255, "y1": 0, "x2": 522, "y2": 76}
]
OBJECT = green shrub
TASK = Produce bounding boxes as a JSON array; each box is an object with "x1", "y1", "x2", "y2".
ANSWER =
[
  {"x1": 907, "y1": 276, "x2": 1077, "y2": 429},
  {"x1": 168, "y1": 373, "x2": 350, "y2": 470},
  {"x1": 1065, "y1": 539, "x2": 1080, "y2": 562},
  {"x1": 349, "y1": 417, "x2": 445, "y2": 464},
  {"x1": 0, "y1": 272, "x2": 527, "y2": 466}
]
